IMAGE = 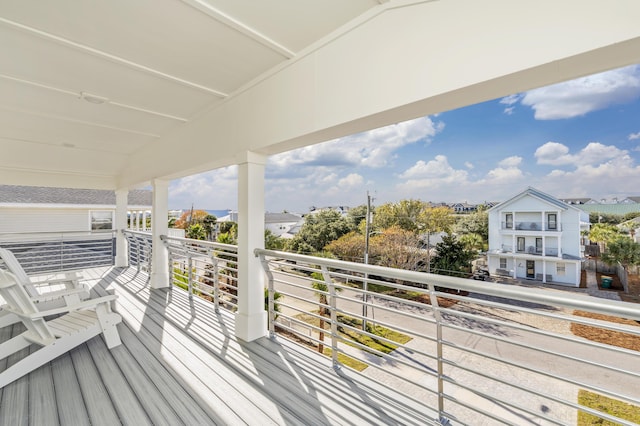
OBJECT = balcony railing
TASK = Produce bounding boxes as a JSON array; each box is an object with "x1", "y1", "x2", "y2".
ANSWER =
[
  {"x1": 502, "y1": 221, "x2": 562, "y2": 231},
  {"x1": 497, "y1": 245, "x2": 560, "y2": 256},
  {"x1": 49, "y1": 232, "x2": 635, "y2": 425},
  {"x1": 0, "y1": 230, "x2": 115, "y2": 274},
  {"x1": 255, "y1": 248, "x2": 640, "y2": 425}
]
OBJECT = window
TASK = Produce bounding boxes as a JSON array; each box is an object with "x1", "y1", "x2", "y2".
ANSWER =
[
  {"x1": 505, "y1": 213, "x2": 513, "y2": 229},
  {"x1": 535, "y1": 238, "x2": 542, "y2": 254},
  {"x1": 517, "y1": 237, "x2": 525, "y2": 252},
  {"x1": 548, "y1": 213, "x2": 557, "y2": 230},
  {"x1": 499, "y1": 258, "x2": 507, "y2": 269},
  {"x1": 91, "y1": 211, "x2": 113, "y2": 231},
  {"x1": 556, "y1": 263, "x2": 566, "y2": 276}
]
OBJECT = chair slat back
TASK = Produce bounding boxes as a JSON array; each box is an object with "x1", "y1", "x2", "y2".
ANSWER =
[
  {"x1": 0, "y1": 248, "x2": 40, "y2": 297},
  {"x1": 0, "y1": 269, "x2": 55, "y2": 343}
]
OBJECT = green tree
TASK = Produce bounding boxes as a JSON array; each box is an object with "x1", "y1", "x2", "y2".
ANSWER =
[
  {"x1": 373, "y1": 200, "x2": 426, "y2": 233},
  {"x1": 371, "y1": 226, "x2": 425, "y2": 272},
  {"x1": 601, "y1": 237, "x2": 640, "y2": 275},
  {"x1": 454, "y1": 208, "x2": 489, "y2": 242},
  {"x1": 346, "y1": 205, "x2": 369, "y2": 233},
  {"x1": 265, "y1": 229, "x2": 285, "y2": 250},
  {"x1": 589, "y1": 213, "x2": 624, "y2": 225},
  {"x1": 430, "y1": 233, "x2": 475, "y2": 277},
  {"x1": 217, "y1": 232, "x2": 236, "y2": 245},
  {"x1": 589, "y1": 223, "x2": 620, "y2": 253},
  {"x1": 311, "y1": 271, "x2": 342, "y2": 354},
  {"x1": 286, "y1": 210, "x2": 350, "y2": 254},
  {"x1": 186, "y1": 223, "x2": 207, "y2": 240},
  {"x1": 459, "y1": 233, "x2": 485, "y2": 252},
  {"x1": 324, "y1": 231, "x2": 366, "y2": 263},
  {"x1": 419, "y1": 206, "x2": 456, "y2": 234}
]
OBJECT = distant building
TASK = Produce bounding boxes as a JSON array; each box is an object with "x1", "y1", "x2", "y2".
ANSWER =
[
  {"x1": 486, "y1": 187, "x2": 589, "y2": 287},
  {"x1": 265, "y1": 212, "x2": 304, "y2": 237},
  {"x1": 0, "y1": 185, "x2": 151, "y2": 235}
]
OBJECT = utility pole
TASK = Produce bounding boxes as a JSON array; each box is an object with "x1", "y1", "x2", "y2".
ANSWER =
[{"x1": 363, "y1": 191, "x2": 372, "y2": 331}]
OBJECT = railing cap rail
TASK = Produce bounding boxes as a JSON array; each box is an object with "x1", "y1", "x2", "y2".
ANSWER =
[{"x1": 255, "y1": 248, "x2": 640, "y2": 321}]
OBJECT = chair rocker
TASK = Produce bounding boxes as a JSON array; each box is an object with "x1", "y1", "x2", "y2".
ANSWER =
[
  {"x1": 0, "y1": 248, "x2": 90, "y2": 328},
  {"x1": 0, "y1": 269, "x2": 122, "y2": 388}
]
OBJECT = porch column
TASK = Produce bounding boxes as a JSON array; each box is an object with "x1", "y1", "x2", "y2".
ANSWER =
[
  {"x1": 142, "y1": 211, "x2": 147, "y2": 231},
  {"x1": 150, "y1": 179, "x2": 170, "y2": 289},
  {"x1": 115, "y1": 189, "x2": 129, "y2": 267},
  {"x1": 235, "y1": 151, "x2": 267, "y2": 342}
]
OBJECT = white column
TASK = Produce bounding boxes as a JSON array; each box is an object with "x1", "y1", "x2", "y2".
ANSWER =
[
  {"x1": 115, "y1": 189, "x2": 129, "y2": 267},
  {"x1": 142, "y1": 211, "x2": 147, "y2": 232},
  {"x1": 235, "y1": 152, "x2": 267, "y2": 342},
  {"x1": 150, "y1": 179, "x2": 170, "y2": 289}
]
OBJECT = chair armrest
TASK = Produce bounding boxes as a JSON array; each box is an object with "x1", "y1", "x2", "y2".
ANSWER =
[
  {"x1": 9, "y1": 294, "x2": 119, "y2": 320},
  {"x1": 31, "y1": 272, "x2": 82, "y2": 289},
  {"x1": 30, "y1": 286, "x2": 89, "y2": 304}
]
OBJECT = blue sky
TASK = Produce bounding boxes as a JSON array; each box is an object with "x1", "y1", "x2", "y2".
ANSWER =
[{"x1": 169, "y1": 64, "x2": 640, "y2": 213}]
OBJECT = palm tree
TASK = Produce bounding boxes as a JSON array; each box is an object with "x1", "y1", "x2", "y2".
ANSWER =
[
  {"x1": 264, "y1": 287, "x2": 283, "y2": 322},
  {"x1": 601, "y1": 237, "x2": 640, "y2": 283},
  {"x1": 311, "y1": 272, "x2": 341, "y2": 354}
]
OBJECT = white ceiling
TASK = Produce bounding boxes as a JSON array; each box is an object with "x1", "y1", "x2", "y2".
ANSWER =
[
  {"x1": 0, "y1": 0, "x2": 380, "y2": 188},
  {"x1": 1, "y1": 0, "x2": 640, "y2": 190}
]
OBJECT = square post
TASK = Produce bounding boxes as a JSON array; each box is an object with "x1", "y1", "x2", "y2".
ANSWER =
[
  {"x1": 115, "y1": 189, "x2": 129, "y2": 267},
  {"x1": 235, "y1": 152, "x2": 267, "y2": 342},
  {"x1": 150, "y1": 179, "x2": 170, "y2": 289}
]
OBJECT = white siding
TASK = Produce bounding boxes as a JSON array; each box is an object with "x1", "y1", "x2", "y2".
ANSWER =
[{"x1": 0, "y1": 207, "x2": 100, "y2": 234}]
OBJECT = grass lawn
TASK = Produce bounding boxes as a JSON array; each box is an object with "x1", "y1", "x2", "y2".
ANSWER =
[
  {"x1": 578, "y1": 390, "x2": 640, "y2": 425},
  {"x1": 322, "y1": 348, "x2": 368, "y2": 371},
  {"x1": 294, "y1": 312, "x2": 412, "y2": 356}
]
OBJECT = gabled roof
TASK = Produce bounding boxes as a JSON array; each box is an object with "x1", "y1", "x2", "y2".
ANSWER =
[
  {"x1": 0, "y1": 185, "x2": 151, "y2": 207},
  {"x1": 559, "y1": 198, "x2": 594, "y2": 205},
  {"x1": 265, "y1": 212, "x2": 303, "y2": 223},
  {"x1": 488, "y1": 187, "x2": 573, "y2": 212}
]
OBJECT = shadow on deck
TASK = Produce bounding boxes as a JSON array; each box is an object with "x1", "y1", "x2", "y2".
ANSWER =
[{"x1": 0, "y1": 266, "x2": 438, "y2": 425}]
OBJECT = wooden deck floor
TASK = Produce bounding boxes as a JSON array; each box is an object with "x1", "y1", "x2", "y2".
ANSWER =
[{"x1": 0, "y1": 267, "x2": 438, "y2": 425}]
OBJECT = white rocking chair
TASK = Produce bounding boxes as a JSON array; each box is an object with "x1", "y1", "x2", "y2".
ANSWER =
[
  {"x1": 0, "y1": 269, "x2": 122, "y2": 388},
  {"x1": 0, "y1": 248, "x2": 90, "y2": 328}
]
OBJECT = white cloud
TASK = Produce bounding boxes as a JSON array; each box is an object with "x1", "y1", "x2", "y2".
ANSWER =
[
  {"x1": 629, "y1": 132, "x2": 640, "y2": 140},
  {"x1": 169, "y1": 166, "x2": 238, "y2": 209},
  {"x1": 464, "y1": 161, "x2": 474, "y2": 169},
  {"x1": 535, "y1": 141, "x2": 626, "y2": 166},
  {"x1": 498, "y1": 156, "x2": 522, "y2": 168},
  {"x1": 520, "y1": 65, "x2": 640, "y2": 120},
  {"x1": 500, "y1": 94, "x2": 522, "y2": 105},
  {"x1": 337, "y1": 173, "x2": 364, "y2": 188},
  {"x1": 503, "y1": 107, "x2": 515, "y2": 115},
  {"x1": 398, "y1": 155, "x2": 468, "y2": 181},
  {"x1": 269, "y1": 116, "x2": 444, "y2": 171}
]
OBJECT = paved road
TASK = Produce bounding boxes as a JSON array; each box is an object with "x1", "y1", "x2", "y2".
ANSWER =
[{"x1": 271, "y1": 270, "x2": 639, "y2": 425}]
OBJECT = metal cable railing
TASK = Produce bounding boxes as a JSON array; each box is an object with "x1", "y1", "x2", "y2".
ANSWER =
[
  {"x1": 161, "y1": 235, "x2": 238, "y2": 312},
  {"x1": 255, "y1": 248, "x2": 640, "y2": 426},
  {"x1": 0, "y1": 231, "x2": 115, "y2": 274}
]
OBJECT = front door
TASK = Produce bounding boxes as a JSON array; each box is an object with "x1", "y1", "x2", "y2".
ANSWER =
[{"x1": 526, "y1": 260, "x2": 535, "y2": 278}]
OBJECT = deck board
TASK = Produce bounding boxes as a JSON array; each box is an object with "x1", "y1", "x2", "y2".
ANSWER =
[
  {"x1": 50, "y1": 355, "x2": 90, "y2": 426},
  {"x1": 0, "y1": 266, "x2": 438, "y2": 425}
]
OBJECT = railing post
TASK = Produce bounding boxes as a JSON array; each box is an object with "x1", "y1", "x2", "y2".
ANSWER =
[
  {"x1": 321, "y1": 266, "x2": 339, "y2": 369},
  {"x1": 256, "y1": 252, "x2": 276, "y2": 338},
  {"x1": 427, "y1": 282, "x2": 446, "y2": 422},
  {"x1": 211, "y1": 253, "x2": 220, "y2": 312},
  {"x1": 187, "y1": 254, "x2": 193, "y2": 297}
]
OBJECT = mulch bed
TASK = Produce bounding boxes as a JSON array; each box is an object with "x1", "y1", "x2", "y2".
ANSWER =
[{"x1": 571, "y1": 310, "x2": 640, "y2": 351}]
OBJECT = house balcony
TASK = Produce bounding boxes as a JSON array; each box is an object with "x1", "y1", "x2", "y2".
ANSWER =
[
  {"x1": 493, "y1": 245, "x2": 562, "y2": 257},
  {"x1": 0, "y1": 231, "x2": 639, "y2": 425},
  {"x1": 501, "y1": 221, "x2": 562, "y2": 232}
]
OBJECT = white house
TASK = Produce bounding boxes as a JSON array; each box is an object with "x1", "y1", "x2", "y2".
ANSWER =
[
  {"x1": 265, "y1": 212, "x2": 304, "y2": 237},
  {"x1": 0, "y1": 185, "x2": 152, "y2": 235},
  {"x1": 487, "y1": 187, "x2": 590, "y2": 287}
]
